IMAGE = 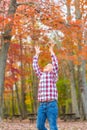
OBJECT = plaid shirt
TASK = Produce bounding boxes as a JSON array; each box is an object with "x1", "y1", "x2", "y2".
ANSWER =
[{"x1": 33, "y1": 54, "x2": 58, "y2": 102}]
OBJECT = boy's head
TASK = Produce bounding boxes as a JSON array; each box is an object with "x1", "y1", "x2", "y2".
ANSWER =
[{"x1": 43, "y1": 63, "x2": 53, "y2": 72}]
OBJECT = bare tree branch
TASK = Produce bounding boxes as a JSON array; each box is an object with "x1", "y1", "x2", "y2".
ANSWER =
[
  {"x1": 16, "y1": 1, "x2": 38, "y2": 7},
  {"x1": 0, "y1": 10, "x2": 4, "y2": 13},
  {"x1": 0, "y1": 0, "x2": 2, "y2": 3}
]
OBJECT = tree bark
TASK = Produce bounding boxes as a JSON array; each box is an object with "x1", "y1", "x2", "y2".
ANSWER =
[
  {"x1": 66, "y1": 0, "x2": 80, "y2": 118},
  {"x1": 69, "y1": 61, "x2": 80, "y2": 117},
  {"x1": 12, "y1": 88, "x2": 15, "y2": 116},
  {"x1": 32, "y1": 70, "x2": 38, "y2": 113},
  {"x1": 74, "y1": 0, "x2": 87, "y2": 119},
  {"x1": 0, "y1": 42, "x2": 10, "y2": 120},
  {"x1": 20, "y1": 40, "x2": 27, "y2": 119},
  {"x1": 0, "y1": 0, "x2": 17, "y2": 121},
  {"x1": 78, "y1": 60, "x2": 87, "y2": 119},
  {"x1": 15, "y1": 83, "x2": 22, "y2": 116}
]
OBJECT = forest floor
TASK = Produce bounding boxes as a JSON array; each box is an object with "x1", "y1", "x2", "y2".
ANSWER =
[{"x1": 0, "y1": 118, "x2": 87, "y2": 130}]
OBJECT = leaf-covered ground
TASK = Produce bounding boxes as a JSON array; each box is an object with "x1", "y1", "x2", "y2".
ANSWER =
[{"x1": 0, "y1": 119, "x2": 87, "y2": 130}]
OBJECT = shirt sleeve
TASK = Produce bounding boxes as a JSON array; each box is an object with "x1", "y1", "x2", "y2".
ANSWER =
[
  {"x1": 51, "y1": 54, "x2": 58, "y2": 82},
  {"x1": 32, "y1": 55, "x2": 42, "y2": 79}
]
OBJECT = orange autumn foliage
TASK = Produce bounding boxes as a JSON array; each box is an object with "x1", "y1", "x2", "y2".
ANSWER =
[{"x1": 0, "y1": 0, "x2": 86, "y2": 91}]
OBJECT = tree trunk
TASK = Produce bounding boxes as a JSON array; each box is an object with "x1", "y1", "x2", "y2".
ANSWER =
[
  {"x1": 12, "y1": 87, "x2": 15, "y2": 116},
  {"x1": 32, "y1": 70, "x2": 38, "y2": 113},
  {"x1": 20, "y1": 40, "x2": 27, "y2": 119},
  {"x1": 74, "y1": 0, "x2": 87, "y2": 120},
  {"x1": 0, "y1": 42, "x2": 10, "y2": 120},
  {"x1": 15, "y1": 83, "x2": 22, "y2": 116},
  {"x1": 78, "y1": 61, "x2": 87, "y2": 119},
  {"x1": 69, "y1": 61, "x2": 80, "y2": 117},
  {"x1": 66, "y1": 0, "x2": 80, "y2": 118},
  {"x1": 21, "y1": 79, "x2": 27, "y2": 118},
  {"x1": 0, "y1": 0, "x2": 17, "y2": 121}
]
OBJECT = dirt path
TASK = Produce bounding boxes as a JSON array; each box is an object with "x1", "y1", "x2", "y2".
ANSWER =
[{"x1": 0, "y1": 119, "x2": 87, "y2": 130}]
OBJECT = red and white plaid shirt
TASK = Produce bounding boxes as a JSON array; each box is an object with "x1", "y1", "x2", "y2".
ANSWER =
[{"x1": 33, "y1": 54, "x2": 58, "y2": 102}]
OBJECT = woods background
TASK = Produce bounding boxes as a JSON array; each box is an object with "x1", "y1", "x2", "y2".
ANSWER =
[{"x1": 0, "y1": 0, "x2": 87, "y2": 121}]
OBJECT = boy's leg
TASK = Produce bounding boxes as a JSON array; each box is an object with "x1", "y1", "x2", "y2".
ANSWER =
[
  {"x1": 47, "y1": 101, "x2": 58, "y2": 130},
  {"x1": 37, "y1": 103, "x2": 47, "y2": 130}
]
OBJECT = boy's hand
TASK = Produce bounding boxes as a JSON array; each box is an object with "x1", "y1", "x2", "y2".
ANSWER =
[
  {"x1": 35, "y1": 45, "x2": 42, "y2": 56},
  {"x1": 49, "y1": 43, "x2": 56, "y2": 55}
]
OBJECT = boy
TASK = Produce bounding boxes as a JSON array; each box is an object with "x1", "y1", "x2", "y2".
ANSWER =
[{"x1": 33, "y1": 43, "x2": 58, "y2": 130}]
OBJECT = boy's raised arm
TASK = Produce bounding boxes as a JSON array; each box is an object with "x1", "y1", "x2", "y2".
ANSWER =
[
  {"x1": 49, "y1": 43, "x2": 58, "y2": 81},
  {"x1": 32, "y1": 46, "x2": 42, "y2": 79}
]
